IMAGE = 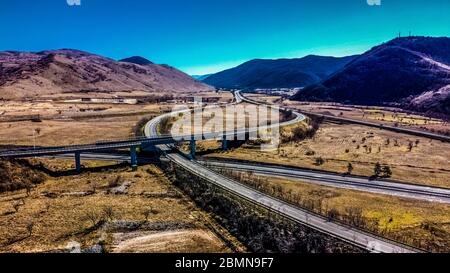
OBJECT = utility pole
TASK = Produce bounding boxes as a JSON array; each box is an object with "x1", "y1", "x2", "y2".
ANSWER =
[
  {"x1": 32, "y1": 129, "x2": 36, "y2": 159},
  {"x1": 33, "y1": 129, "x2": 36, "y2": 150}
]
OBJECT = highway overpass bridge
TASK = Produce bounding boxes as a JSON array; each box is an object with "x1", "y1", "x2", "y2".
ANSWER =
[
  {"x1": 0, "y1": 92, "x2": 304, "y2": 172},
  {"x1": 0, "y1": 91, "x2": 428, "y2": 252},
  {"x1": 0, "y1": 133, "x2": 250, "y2": 172}
]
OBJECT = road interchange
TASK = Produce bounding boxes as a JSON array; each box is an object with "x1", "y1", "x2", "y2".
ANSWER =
[
  {"x1": 144, "y1": 91, "x2": 420, "y2": 253},
  {"x1": 0, "y1": 90, "x2": 437, "y2": 253}
]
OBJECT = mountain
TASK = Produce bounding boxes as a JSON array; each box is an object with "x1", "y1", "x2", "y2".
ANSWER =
[
  {"x1": 119, "y1": 56, "x2": 153, "y2": 65},
  {"x1": 0, "y1": 49, "x2": 213, "y2": 99},
  {"x1": 292, "y1": 37, "x2": 450, "y2": 115},
  {"x1": 202, "y1": 55, "x2": 358, "y2": 90},
  {"x1": 192, "y1": 74, "x2": 213, "y2": 81}
]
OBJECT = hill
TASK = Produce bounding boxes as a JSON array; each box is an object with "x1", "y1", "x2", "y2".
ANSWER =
[
  {"x1": 202, "y1": 55, "x2": 358, "y2": 90},
  {"x1": 0, "y1": 49, "x2": 213, "y2": 99},
  {"x1": 292, "y1": 37, "x2": 450, "y2": 116},
  {"x1": 119, "y1": 56, "x2": 153, "y2": 65}
]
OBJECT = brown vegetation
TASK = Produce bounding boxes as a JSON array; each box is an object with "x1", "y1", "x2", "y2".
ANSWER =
[
  {"x1": 216, "y1": 169, "x2": 450, "y2": 252},
  {"x1": 0, "y1": 159, "x2": 46, "y2": 193},
  {"x1": 167, "y1": 161, "x2": 364, "y2": 253},
  {"x1": 207, "y1": 122, "x2": 450, "y2": 188},
  {"x1": 0, "y1": 160, "x2": 244, "y2": 253}
]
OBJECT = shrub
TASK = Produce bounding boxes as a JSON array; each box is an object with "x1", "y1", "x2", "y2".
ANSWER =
[
  {"x1": 102, "y1": 206, "x2": 115, "y2": 221},
  {"x1": 108, "y1": 176, "x2": 123, "y2": 188},
  {"x1": 315, "y1": 157, "x2": 325, "y2": 166},
  {"x1": 26, "y1": 221, "x2": 34, "y2": 237}
]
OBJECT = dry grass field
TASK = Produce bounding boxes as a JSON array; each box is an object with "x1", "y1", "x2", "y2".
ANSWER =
[
  {"x1": 219, "y1": 171, "x2": 450, "y2": 252},
  {"x1": 245, "y1": 94, "x2": 282, "y2": 104},
  {"x1": 283, "y1": 99, "x2": 450, "y2": 136},
  {"x1": 0, "y1": 159, "x2": 244, "y2": 253},
  {"x1": 205, "y1": 122, "x2": 450, "y2": 188},
  {"x1": 0, "y1": 91, "x2": 233, "y2": 146},
  {"x1": 0, "y1": 91, "x2": 242, "y2": 253},
  {"x1": 0, "y1": 103, "x2": 166, "y2": 146}
]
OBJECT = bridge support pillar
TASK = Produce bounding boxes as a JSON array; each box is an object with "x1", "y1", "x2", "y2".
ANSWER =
[
  {"x1": 221, "y1": 135, "x2": 228, "y2": 151},
  {"x1": 75, "y1": 152, "x2": 81, "y2": 173},
  {"x1": 189, "y1": 138, "x2": 196, "y2": 159},
  {"x1": 130, "y1": 146, "x2": 138, "y2": 171}
]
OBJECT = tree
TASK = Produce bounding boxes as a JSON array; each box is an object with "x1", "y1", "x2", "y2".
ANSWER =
[
  {"x1": 382, "y1": 166, "x2": 392, "y2": 178},
  {"x1": 407, "y1": 141, "x2": 414, "y2": 152},
  {"x1": 142, "y1": 208, "x2": 151, "y2": 222},
  {"x1": 26, "y1": 221, "x2": 34, "y2": 237},
  {"x1": 327, "y1": 209, "x2": 339, "y2": 222},
  {"x1": 315, "y1": 157, "x2": 325, "y2": 166},
  {"x1": 84, "y1": 211, "x2": 100, "y2": 226},
  {"x1": 102, "y1": 206, "x2": 115, "y2": 221},
  {"x1": 25, "y1": 182, "x2": 33, "y2": 196},
  {"x1": 89, "y1": 180, "x2": 99, "y2": 193},
  {"x1": 347, "y1": 163, "x2": 354, "y2": 175},
  {"x1": 108, "y1": 176, "x2": 123, "y2": 188},
  {"x1": 142, "y1": 206, "x2": 159, "y2": 222},
  {"x1": 374, "y1": 162, "x2": 382, "y2": 177}
]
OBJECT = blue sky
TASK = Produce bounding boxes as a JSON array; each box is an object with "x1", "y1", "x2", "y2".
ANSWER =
[{"x1": 0, "y1": 0, "x2": 449, "y2": 74}]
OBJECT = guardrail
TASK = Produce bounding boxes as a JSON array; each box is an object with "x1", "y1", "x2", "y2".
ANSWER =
[{"x1": 167, "y1": 152, "x2": 421, "y2": 253}]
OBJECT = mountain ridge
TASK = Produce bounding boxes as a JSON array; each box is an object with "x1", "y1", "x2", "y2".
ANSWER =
[
  {"x1": 0, "y1": 49, "x2": 213, "y2": 99},
  {"x1": 119, "y1": 56, "x2": 154, "y2": 65},
  {"x1": 202, "y1": 55, "x2": 358, "y2": 90},
  {"x1": 292, "y1": 36, "x2": 450, "y2": 115}
]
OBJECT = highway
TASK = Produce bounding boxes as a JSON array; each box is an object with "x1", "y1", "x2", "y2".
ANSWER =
[
  {"x1": 43, "y1": 152, "x2": 157, "y2": 164},
  {"x1": 44, "y1": 151, "x2": 450, "y2": 204},
  {"x1": 0, "y1": 101, "x2": 304, "y2": 159},
  {"x1": 240, "y1": 92, "x2": 450, "y2": 142},
  {"x1": 159, "y1": 147, "x2": 418, "y2": 253},
  {"x1": 200, "y1": 160, "x2": 450, "y2": 204},
  {"x1": 0, "y1": 136, "x2": 172, "y2": 158},
  {"x1": 299, "y1": 110, "x2": 450, "y2": 142},
  {"x1": 0, "y1": 90, "x2": 424, "y2": 252},
  {"x1": 144, "y1": 91, "x2": 419, "y2": 253},
  {"x1": 144, "y1": 91, "x2": 305, "y2": 139}
]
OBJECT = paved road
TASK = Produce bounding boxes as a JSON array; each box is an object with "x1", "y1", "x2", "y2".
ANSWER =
[
  {"x1": 44, "y1": 152, "x2": 157, "y2": 164},
  {"x1": 46, "y1": 151, "x2": 450, "y2": 204},
  {"x1": 300, "y1": 111, "x2": 450, "y2": 142},
  {"x1": 0, "y1": 95, "x2": 304, "y2": 159},
  {"x1": 200, "y1": 160, "x2": 450, "y2": 204},
  {"x1": 144, "y1": 91, "x2": 305, "y2": 140},
  {"x1": 0, "y1": 137, "x2": 170, "y2": 158},
  {"x1": 0, "y1": 91, "x2": 430, "y2": 252},
  {"x1": 144, "y1": 91, "x2": 419, "y2": 253},
  {"x1": 163, "y1": 148, "x2": 417, "y2": 253},
  {"x1": 240, "y1": 92, "x2": 450, "y2": 142}
]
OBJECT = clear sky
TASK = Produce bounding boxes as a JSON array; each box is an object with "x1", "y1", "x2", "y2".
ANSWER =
[{"x1": 0, "y1": 0, "x2": 449, "y2": 74}]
